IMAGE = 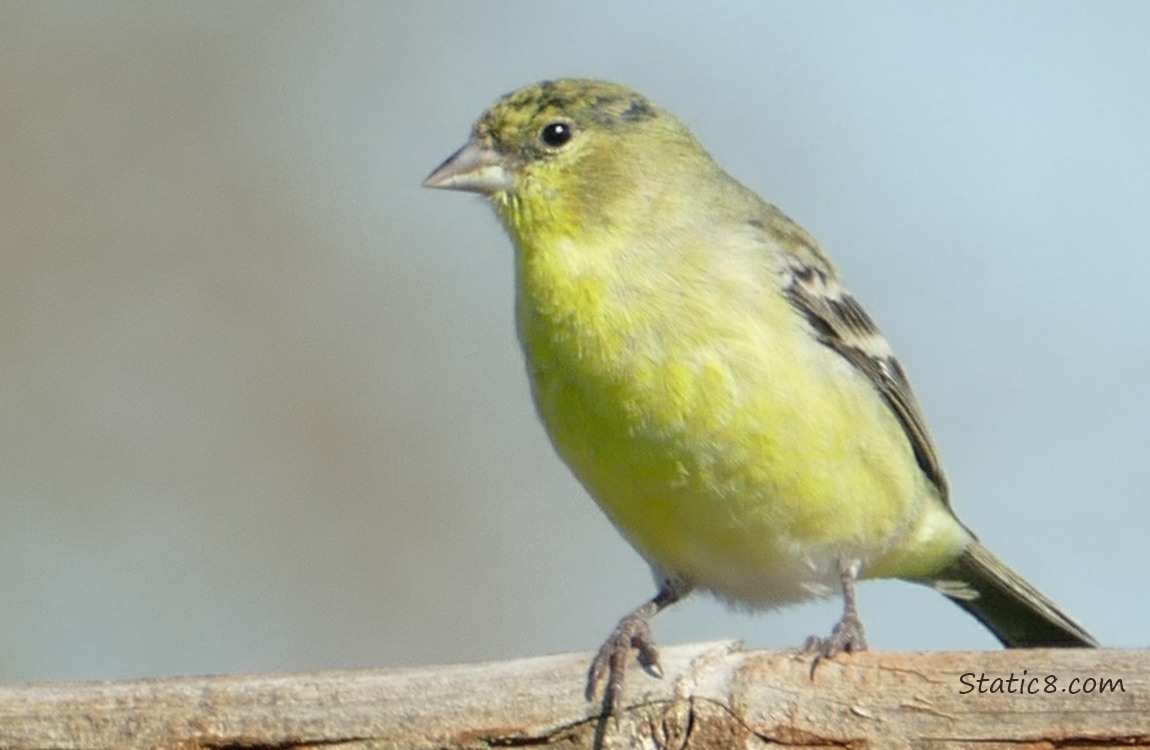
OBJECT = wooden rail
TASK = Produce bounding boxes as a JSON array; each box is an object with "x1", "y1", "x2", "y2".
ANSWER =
[{"x1": 1, "y1": 641, "x2": 1144, "y2": 749}]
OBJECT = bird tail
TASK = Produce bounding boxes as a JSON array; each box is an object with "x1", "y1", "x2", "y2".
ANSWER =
[{"x1": 931, "y1": 541, "x2": 1097, "y2": 647}]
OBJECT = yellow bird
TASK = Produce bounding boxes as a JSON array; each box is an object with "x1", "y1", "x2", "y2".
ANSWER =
[{"x1": 423, "y1": 79, "x2": 1097, "y2": 708}]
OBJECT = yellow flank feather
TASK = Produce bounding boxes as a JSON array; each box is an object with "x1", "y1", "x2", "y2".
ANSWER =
[{"x1": 424, "y1": 78, "x2": 1097, "y2": 708}]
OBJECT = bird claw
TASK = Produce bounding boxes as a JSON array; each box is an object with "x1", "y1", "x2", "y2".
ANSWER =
[
  {"x1": 805, "y1": 612, "x2": 868, "y2": 657},
  {"x1": 585, "y1": 611, "x2": 662, "y2": 710},
  {"x1": 804, "y1": 611, "x2": 868, "y2": 675}
]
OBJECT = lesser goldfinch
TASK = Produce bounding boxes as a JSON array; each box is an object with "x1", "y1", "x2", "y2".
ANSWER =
[{"x1": 423, "y1": 79, "x2": 1097, "y2": 709}]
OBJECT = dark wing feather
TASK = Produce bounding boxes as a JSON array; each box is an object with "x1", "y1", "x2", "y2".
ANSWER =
[{"x1": 780, "y1": 251, "x2": 952, "y2": 506}]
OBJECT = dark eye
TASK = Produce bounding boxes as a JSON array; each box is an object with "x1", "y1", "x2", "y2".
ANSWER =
[{"x1": 539, "y1": 121, "x2": 574, "y2": 148}]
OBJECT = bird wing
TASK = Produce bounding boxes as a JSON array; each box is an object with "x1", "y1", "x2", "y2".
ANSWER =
[{"x1": 774, "y1": 224, "x2": 952, "y2": 507}]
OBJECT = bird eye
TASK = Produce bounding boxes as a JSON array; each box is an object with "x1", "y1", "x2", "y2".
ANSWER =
[{"x1": 539, "y1": 121, "x2": 574, "y2": 148}]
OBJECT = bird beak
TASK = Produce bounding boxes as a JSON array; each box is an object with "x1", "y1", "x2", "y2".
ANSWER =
[{"x1": 422, "y1": 139, "x2": 512, "y2": 195}]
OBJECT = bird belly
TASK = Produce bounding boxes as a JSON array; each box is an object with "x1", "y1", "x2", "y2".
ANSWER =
[{"x1": 519, "y1": 275, "x2": 933, "y2": 607}]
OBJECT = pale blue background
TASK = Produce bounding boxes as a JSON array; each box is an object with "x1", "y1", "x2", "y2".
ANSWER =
[{"x1": 2, "y1": 2, "x2": 1147, "y2": 680}]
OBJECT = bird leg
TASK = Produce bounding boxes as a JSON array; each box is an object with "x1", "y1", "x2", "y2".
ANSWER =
[
  {"x1": 585, "y1": 580, "x2": 687, "y2": 712},
  {"x1": 805, "y1": 558, "x2": 868, "y2": 661}
]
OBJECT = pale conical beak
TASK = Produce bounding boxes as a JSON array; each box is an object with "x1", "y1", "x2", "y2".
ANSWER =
[{"x1": 422, "y1": 140, "x2": 513, "y2": 195}]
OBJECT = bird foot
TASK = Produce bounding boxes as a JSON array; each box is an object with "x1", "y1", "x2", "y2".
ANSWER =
[
  {"x1": 804, "y1": 610, "x2": 868, "y2": 675},
  {"x1": 805, "y1": 610, "x2": 868, "y2": 657},
  {"x1": 585, "y1": 609, "x2": 661, "y2": 711}
]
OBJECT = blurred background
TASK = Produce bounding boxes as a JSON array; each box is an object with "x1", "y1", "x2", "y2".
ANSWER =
[{"x1": 2, "y1": 2, "x2": 1147, "y2": 681}]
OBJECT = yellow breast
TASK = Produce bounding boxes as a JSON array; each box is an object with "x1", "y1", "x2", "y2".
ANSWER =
[{"x1": 514, "y1": 224, "x2": 938, "y2": 604}]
